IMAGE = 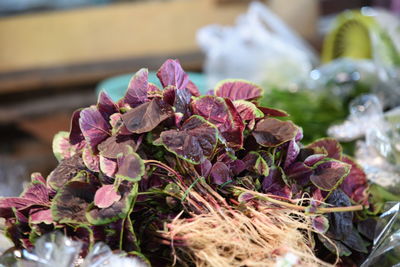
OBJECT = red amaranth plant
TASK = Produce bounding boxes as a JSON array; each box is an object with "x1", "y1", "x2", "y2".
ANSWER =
[{"x1": 0, "y1": 59, "x2": 371, "y2": 265}]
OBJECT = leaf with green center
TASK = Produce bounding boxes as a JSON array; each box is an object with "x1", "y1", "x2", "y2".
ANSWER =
[
  {"x1": 94, "y1": 185, "x2": 121, "y2": 208},
  {"x1": 233, "y1": 100, "x2": 264, "y2": 121},
  {"x1": 79, "y1": 107, "x2": 110, "y2": 151},
  {"x1": 82, "y1": 146, "x2": 100, "y2": 172},
  {"x1": 86, "y1": 181, "x2": 138, "y2": 225},
  {"x1": 121, "y1": 98, "x2": 173, "y2": 134},
  {"x1": 192, "y1": 96, "x2": 244, "y2": 148},
  {"x1": 123, "y1": 68, "x2": 149, "y2": 107},
  {"x1": 306, "y1": 138, "x2": 342, "y2": 160},
  {"x1": 98, "y1": 136, "x2": 136, "y2": 159},
  {"x1": 52, "y1": 131, "x2": 76, "y2": 162},
  {"x1": 115, "y1": 151, "x2": 145, "y2": 182},
  {"x1": 160, "y1": 115, "x2": 218, "y2": 164},
  {"x1": 51, "y1": 181, "x2": 97, "y2": 224},
  {"x1": 252, "y1": 118, "x2": 298, "y2": 147},
  {"x1": 214, "y1": 79, "x2": 263, "y2": 101},
  {"x1": 310, "y1": 160, "x2": 351, "y2": 191},
  {"x1": 47, "y1": 154, "x2": 86, "y2": 190},
  {"x1": 312, "y1": 215, "x2": 329, "y2": 234}
]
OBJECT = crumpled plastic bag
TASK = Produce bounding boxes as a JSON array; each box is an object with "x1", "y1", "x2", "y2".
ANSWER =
[
  {"x1": 328, "y1": 94, "x2": 400, "y2": 194},
  {"x1": 308, "y1": 58, "x2": 400, "y2": 110},
  {"x1": 197, "y1": 1, "x2": 317, "y2": 90},
  {"x1": 361, "y1": 202, "x2": 400, "y2": 267},
  {"x1": 0, "y1": 232, "x2": 147, "y2": 267}
]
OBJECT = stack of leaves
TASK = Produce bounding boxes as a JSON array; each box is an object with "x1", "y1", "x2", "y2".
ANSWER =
[{"x1": 0, "y1": 60, "x2": 375, "y2": 266}]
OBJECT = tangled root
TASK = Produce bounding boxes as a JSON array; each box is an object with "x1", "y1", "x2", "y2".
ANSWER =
[{"x1": 166, "y1": 206, "x2": 332, "y2": 267}]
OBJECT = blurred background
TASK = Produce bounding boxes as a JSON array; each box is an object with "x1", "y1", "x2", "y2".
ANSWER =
[{"x1": 0, "y1": 0, "x2": 399, "y2": 196}]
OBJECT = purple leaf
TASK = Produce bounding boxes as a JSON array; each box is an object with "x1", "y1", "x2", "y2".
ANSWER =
[
  {"x1": 341, "y1": 228, "x2": 369, "y2": 253},
  {"x1": 69, "y1": 109, "x2": 84, "y2": 145},
  {"x1": 192, "y1": 96, "x2": 244, "y2": 148},
  {"x1": 326, "y1": 190, "x2": 354, "y2": 240},
  {"x1": 47, "y1": 154, "x2": 86, "y2": 190},
  {"x1": 286, "y1": 162, "x2": 312, "y2": 186},
  {"x1": 310, "y1": 160, "x2": 351, "y2": 191},
  {"x1": 79, "y1": 107, "x2": 110, "y2": 151},
  {"x1": 109, "y1": 113, "x2": 131, "y2": 135},
  {"x1": 304, "y1": 154, "x2": 327, "y2": 167},
  {"x1": 243, "y1": 152, "x2": 269, "y2": 176},
  {"x1": 284, "y1": 140, "x2": 300, "y2": 170},
  {"x1": 121, "y1": 98, "x2": 173, "y2": 134},
  {"x1": 51, "y1": 181, "x2": 97, "y2": 224},
  {"x1": 174, "y1": 88, "x2": 192, "y2": 115},
  {"x1": 258, "y1": 107, "x2": 289, "y2": 117},
  {"x1": 86, "y1": 181, "x2": 138, "y2": 225},
  {"x1": 196, "y1": 159, "x2": 212, "y2": 178},
  {"x1": 94, "y1": 185, "x2": 121, "y2": 208},
  {"x1": 116, "y1": 152, "x2": 145, "y2": 182},
  {"x1": 262, "y1": 167, "x2": 291, "y2": 198},
  {"x1": 0, "y1": 198, "x2": 37, "y2": 218},
  {"x1": 186, "y1": 80, "x2": 200, "y2": 96},
  {"x1": 312, "y1": 215, "x2": 329, "y2": 234},
  {"x1": 98, "y1": 135, "x2": 136, "y2": 159},
  {"x1": 229, "y1": 159, "x2": 246, "y2": 175},
  {"x1": 82, "y1": 146, "x2": 100, "y2": 172},
  {"x1": 223, "y1": 99, "x2": 245, "y2": 148},
  {"x1": 210, "y1": 162, "x2": 230, "y2": 185},
  {"x1": 97, "y1": 91, "x2": 118, "y2": 119},
  {"x1": 157, "y1": 59, "x2": 189, "y2": 89},
  {"x1": 30, "y1": 209, "x2": 53, "y2": 224},
  {"x1": 306, "y1": 138, "x2": 342, "y2": 160},
  {"x1": 233, "y1": 100, "x2": 264, "y2": 121},
  {"x1": 252, "y1": 118, "x2": 298, "y2": 147},
  {"x1": 340, "y1": 156, "x2": 369, "y2": 205},
  {"x1": 238, "y1": 192, "x2": 254, "y2": 203},
  {"x1": 214, "y1": 79, "x2": 263, "y2": 101},
  {"x1": 160, "y1": 115, "x2": 218, "y2": 164},
  {"x1": 99, "y1": 156, "x2": 117, "y2": 177},
  {"x1": 162, "y1": 86, "x2": 176, "y2": 105},
  {"x1": 123, "y1": 68, "x2": 149, "y2": 107}
]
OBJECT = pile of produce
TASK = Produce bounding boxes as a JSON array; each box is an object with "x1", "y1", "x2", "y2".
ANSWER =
[{"x1": 0, "y1": 60, "x2": 376, "y2": 266}]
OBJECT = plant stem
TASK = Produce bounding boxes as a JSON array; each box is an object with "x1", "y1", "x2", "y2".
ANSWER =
[{"x1": 236, "y1": 188, "x2": 364, "y2": 214}]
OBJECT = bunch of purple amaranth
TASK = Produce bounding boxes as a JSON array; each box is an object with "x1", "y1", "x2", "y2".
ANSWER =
[{"x1": 0, "y1": 59, "x2": 372, "y2": 266}]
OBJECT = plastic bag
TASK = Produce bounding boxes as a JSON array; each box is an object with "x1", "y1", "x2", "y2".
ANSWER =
[
  {"x1": 328, "y1": 94, "x2": 400, "y2": 194},
  {"x1": 197, "y1": 2, "x2": 317, "y2": 90},
  {"x1": 0, "y1": 232, "x2": 147, "y2": 267},
  {"x1": 361, "y1": 202, "x2": 400, "y2": 267}
]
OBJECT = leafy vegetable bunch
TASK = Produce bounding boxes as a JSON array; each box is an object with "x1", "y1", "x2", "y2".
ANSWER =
[{"x1": 0, "y1": 60, "x2": 373, "y2": 265}]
